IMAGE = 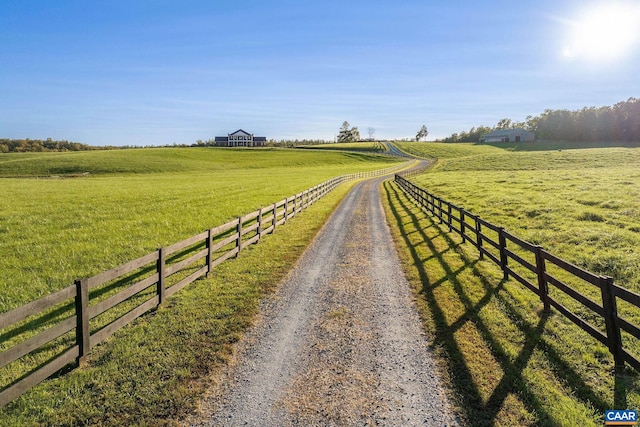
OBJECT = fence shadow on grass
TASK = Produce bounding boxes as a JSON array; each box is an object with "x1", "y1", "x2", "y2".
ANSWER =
[{"x1": 383, "y1": 180, "x2": 617, "y2": 425}]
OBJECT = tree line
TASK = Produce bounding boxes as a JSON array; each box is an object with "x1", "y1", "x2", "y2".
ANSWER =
[
  {"x1": 440, "y1": 97, "x2": 640, "y2": 143},
  {"x1": 0, "y1": 137, "x2": 339, "y2": 152},
  {"x1": 0, "y1": 138, "x2": 105, "y2": 153}
]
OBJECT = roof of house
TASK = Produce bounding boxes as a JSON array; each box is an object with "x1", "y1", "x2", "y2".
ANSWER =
[{"x1": 215, "y1": 130, "x2": 266, "y2": 141}]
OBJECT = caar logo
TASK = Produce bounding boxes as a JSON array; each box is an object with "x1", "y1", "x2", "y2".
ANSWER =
[{"x1": 606, "y1": 410, "x2": 638, "y2": 425}]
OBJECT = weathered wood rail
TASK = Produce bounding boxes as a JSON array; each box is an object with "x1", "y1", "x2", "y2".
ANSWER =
[
  {"x1": 0, "y1": 162, "x2": 408, "y2": 407},
  {"x1": 395, "y1": 172, "x2": 640, "y2": 373}
]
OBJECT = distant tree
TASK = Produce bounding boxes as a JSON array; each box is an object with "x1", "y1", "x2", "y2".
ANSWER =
[
  {"x1": 337, "y1": 121, "x2": 360, "y2": 143},
  {"x1": 351, "y1": 126, "x2": 360, "y2": 141},
  {"x1": 0, "y1": 138, "x2": 98, "y2": 153},
  {"x1": 337, "y1": 121, "x2": 351, "y2": 143},
  {"x1": 416, "y1": 125, "x2": 429, "y2": 141},
  {"x1": 524, "y1": 115, "x2": 539, "y2": 133},
  {"x1": 439, "y1": 97, "x2": 640, "y2": 143},
  {"x1": 495, "y1": 118, "x2": 513, "y2": 129}
]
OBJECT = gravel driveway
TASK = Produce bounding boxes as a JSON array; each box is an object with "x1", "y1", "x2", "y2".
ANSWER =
[{"x1": 186, "y1": 176, "x2": 458, "y2": 426}]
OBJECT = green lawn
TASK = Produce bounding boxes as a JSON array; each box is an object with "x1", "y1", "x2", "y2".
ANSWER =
[
  {"x1": 384, "y1": 141, "x2": 640, "y2": 425},
  {"x1": 397, "y1": 140, "x2": 640, "y2": 159},
  {"x1": 301, "y1": 141, "x2": 386, "y2": 153},
  {"x1": 0, "y1": 147, "x2": 399, "y2": 312},
  {"x1": 395, "y1": 142, "x2": 640, "y2": 291}
]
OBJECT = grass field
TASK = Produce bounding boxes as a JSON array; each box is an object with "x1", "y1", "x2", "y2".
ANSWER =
[
  {"x1": 397, "y1": 140, "x2": 640, "y2": 158},
  {"x1": 0, "y1": 147, "x2": 400, "y2": 425},
  {"x1": 383, "y1": 141, "x2": 640, "y2": 425},
  {"x1": 0, "y1": 147, "x2": 399, "y2": 312},
  {"x1": 396, "y1": 142, "x2": 640, "y2": 291},
  {"x1": 1, "y1": 182, "x2": 357, "y2": 426},
  {"x1": 301, "y1": 141, "x2": 387, "y2": 152}
]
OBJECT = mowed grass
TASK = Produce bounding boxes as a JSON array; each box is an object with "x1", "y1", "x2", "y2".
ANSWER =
[
  {"x1": 395, "y1": 141, "x2": 505, "y2": 159},
  {"x1": 397, "y1": 140, "x2": 640, "y2": 159},
  {"x1": 301, "y1": 141, "x2": 387, "y2": 152},
  {"x1": 383, "y1": 141, "x2": 640, "y2": 425},
  {"x1": 0, "y1": 147, "x2": 399, "y2": 311},
  {"x1": 396, "y1": 142, "x2": 640, "y2": 291},
  {"x1": 0, "y1": 146, "x2": 391, "y2": 177}
]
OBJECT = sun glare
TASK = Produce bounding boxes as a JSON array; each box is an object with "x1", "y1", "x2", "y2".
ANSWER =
[{"x1": 562, "y1": 2, "x2": 640, "y2": 62}]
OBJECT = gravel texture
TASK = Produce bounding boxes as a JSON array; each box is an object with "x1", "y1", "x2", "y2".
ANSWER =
[{"x1": 186, "y1": 177, "x2": 458, "y2": 426}]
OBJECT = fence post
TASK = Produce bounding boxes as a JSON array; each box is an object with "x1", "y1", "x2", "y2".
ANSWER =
[
  {"x1": 475, "y1": 216, "x2": 484, "y2": 259},
  {"x1": 498, "y1": 227, "x2": 509, "y2": 280},
  {"x1": 438, "y1": 199, "x2": 444, "y2": 224},
  {"x1": 257, "y1": 209, "x2": 263, "y2": 241},
  {"x1": 157, "y1": 247, "x2": 166, "y2": 305},
  {"x1": 601, "y1": 276, "x2": 625, "y2": 370},
  {"x1": 75, "y1": 278, "x2": 90, "y2": 366},
  {"x1": 447, "y1": 203, "x2": 453, "y2": 232},
  {"x1": 534, "y1": 246, "x2": 549, "y2": 310},
  {"x1": 206, "y1": 229, "x2": 213, "y2": 277},
  {"x1": 284, "y1": 198, "x2": 289, "y2": 222},
  {"x1": 460, "y1": 209, "x2": 466, "y2": 243},
  {"x1": 272, "y1": 203, "x2": 277, "y2": 230},
  {"x1": 236, "y1": 217, "x2": 243, "y2": 255}
]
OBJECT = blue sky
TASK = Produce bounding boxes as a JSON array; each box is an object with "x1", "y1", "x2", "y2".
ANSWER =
[{"x1": 1, "y1": 0, "x2": 639, "y2": 145}]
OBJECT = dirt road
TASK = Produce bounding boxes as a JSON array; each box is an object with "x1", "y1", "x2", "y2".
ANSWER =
[{"x1": 187, "y1": 176, "x2": 458, "y2": 426}]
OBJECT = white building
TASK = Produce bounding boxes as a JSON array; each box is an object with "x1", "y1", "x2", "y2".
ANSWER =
[
  {"x1": 215, "y1": 129, "x2": 267, "y2": 147},
  {"x1": 479, "y1": 128, "x2": 535, "y2": 143}
]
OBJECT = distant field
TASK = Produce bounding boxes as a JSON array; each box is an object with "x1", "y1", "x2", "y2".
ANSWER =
[
  {"x1": 301, "y1": 141, "x2": 386, "y2": 152},
  {"x1": 396, "y1": 141, "x2": 504, "y2": 159},
  {"x1": 0, "y1": 146, "x2": 392, "y2": 176},
  {"x1": 397, "y1": 140, "x2": 640, "y2": 159},
  {"x1": 0, "y1": 147, "x2": 400, "y2": 311}
]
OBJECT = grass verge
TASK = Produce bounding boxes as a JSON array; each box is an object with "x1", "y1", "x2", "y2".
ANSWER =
[
  {"x1": 0, "y1": 181, "x2": 355, "y2": 426},
  {"x1": 381, "y1": 179, "x2": 640, "y2": 426}
]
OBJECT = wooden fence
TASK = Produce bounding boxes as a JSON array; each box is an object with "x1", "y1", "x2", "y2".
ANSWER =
[
  {"x1": 395, "y1": 173, "x2": 640, "y2": 373},
  {"x1": 0, "y1": 162, "x2": 407, "y2": 407}
]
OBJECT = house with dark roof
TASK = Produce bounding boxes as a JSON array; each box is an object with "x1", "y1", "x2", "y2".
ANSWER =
[
  {"x1": 479, "y1": 128, "x2": 535, "y2": 143},
  {"x1": 215, "y1": 129, "x2": 267, "y2": 147}
]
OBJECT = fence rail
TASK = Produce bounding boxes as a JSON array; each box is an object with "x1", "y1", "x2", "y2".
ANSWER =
[
  {"x1": 394, "y1": 173, "x2": 640, "y2": 373},
  {"x1": 0, "y1": 161, "x2": 409, "y2": 407}
]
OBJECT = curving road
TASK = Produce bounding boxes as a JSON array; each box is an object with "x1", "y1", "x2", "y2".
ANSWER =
[
  {"x1": 187, "y1": 174, "x2": 457, "y2": 426},
  {"x1": 382, "y1": 141, "x2": 411, "y2": 158}
]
